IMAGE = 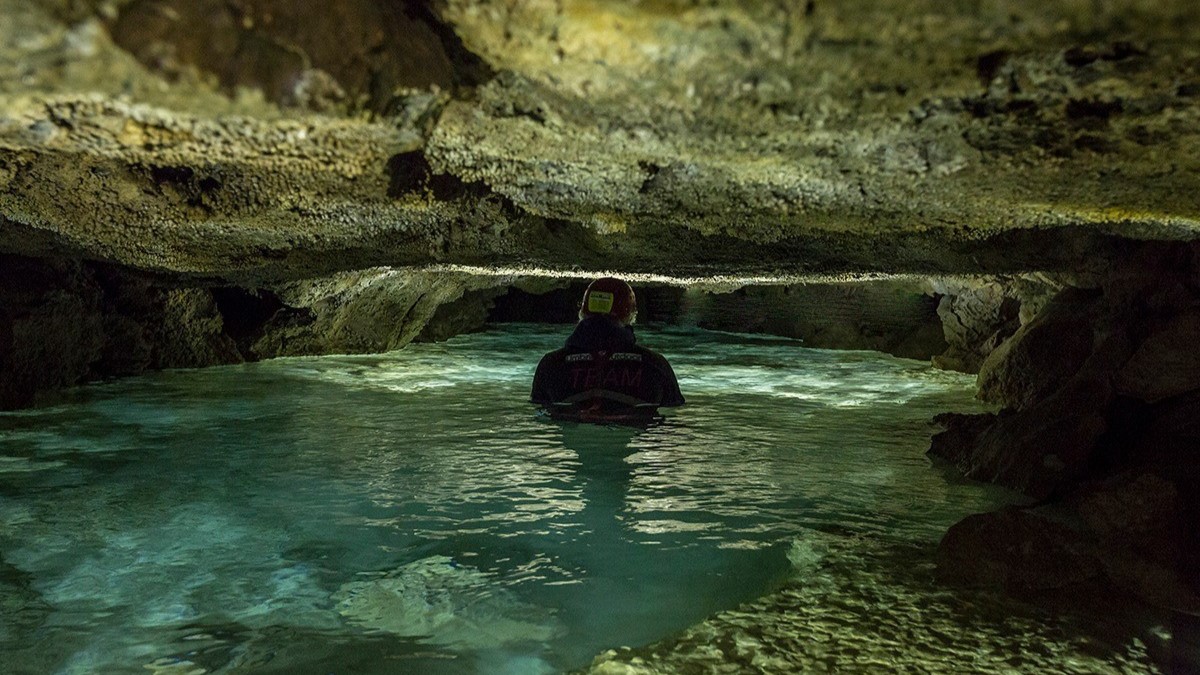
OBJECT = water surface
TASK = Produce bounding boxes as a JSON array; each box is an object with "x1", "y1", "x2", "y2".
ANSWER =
[{"x1": 1, "y1": 324, "x2": 1029, "y2": 673}]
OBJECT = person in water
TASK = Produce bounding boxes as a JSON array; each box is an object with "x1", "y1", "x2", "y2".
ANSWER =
[{"x1": 531, "y1": 277, "x2": 684, "y2": 420}]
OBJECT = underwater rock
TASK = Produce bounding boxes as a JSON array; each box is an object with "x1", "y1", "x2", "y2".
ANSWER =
[
  {"x1": 332, "y1": 555, "x2": 560, "y2": 649},
  {"x1": 936, "y1": 509, "x2": 1104, "y2": 595},
  {"x1": 0, "y1": 555, "x2": 50, "y2": 645},
  {"x1": 590, "y1": 534, "x2": 1159, "y2": 673}
]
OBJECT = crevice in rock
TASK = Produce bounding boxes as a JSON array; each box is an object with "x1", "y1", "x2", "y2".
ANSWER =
[
  {"x1": 386, "y1": 149, "x2": 511, "y2": 207},
  {"x1": 395, "y1": 0, "x2": 496, "y2": 92},
  {"x1": 210, "y1": 286, "x2": 288, "y2": 355}
]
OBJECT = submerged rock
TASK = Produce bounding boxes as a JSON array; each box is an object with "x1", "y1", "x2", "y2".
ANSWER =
[
  {"x1": 332, "y1": 555, "x2": 560, "y2": 649},
  {"x1": 936, "y1": 509, "x2": 1104, "y2": 595},
  {"x1": 589, "y1": 534, "x2": 1159, "y2": 673}
]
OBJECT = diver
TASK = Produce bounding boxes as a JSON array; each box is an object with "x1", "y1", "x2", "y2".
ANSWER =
[{"x1": 531, "y1": 277, "x2": 684, "y2": 421}]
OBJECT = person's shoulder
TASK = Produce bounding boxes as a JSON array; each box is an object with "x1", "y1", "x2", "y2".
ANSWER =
[
  {"x1": 631, "y1": 345, "x2": 675, "y2": 368},
  {"x1": 537, "y1": 347, "x2": 571, "y2": 365}
]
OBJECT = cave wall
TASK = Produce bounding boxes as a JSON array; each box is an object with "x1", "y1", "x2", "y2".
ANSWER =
[
  {"x1": 2, "y1": 262, "x2": 992, "y2": 409},
  {"x1": 930, "y1": 242, "x2": 1200, "y2": 625},
  {"x1": 681, "y1": 281, "x2": 948, "y2": 360},
  {"x1": 0, "y1": 255, "x2": 241, "y2": 409},
  {"x1": 0, "y1": 254, "x2": 514, "y2": 409}
]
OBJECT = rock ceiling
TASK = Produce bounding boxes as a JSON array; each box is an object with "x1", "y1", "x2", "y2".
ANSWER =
[{"x1": 1, "y1": 0, "x2": 1198, "y2": 284}]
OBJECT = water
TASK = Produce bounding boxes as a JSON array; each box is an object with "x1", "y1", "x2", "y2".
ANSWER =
[{"x1": 0, "y1": 324, "x2": 1076, "y2": 674}]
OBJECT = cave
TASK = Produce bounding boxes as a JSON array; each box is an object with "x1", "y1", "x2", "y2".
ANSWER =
[{"x1": 1, "y1": 1, "x2": 1199, "y2": 673}]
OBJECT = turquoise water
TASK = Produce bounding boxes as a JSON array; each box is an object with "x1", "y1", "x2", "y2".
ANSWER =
[{"x1": 0, "y1": 324, "x2": 1017, "y2": 674}]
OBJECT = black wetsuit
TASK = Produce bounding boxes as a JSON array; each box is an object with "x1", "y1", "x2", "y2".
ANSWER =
[{"x1": 531, "y1": 316, "x2": 684, "y2": 419}]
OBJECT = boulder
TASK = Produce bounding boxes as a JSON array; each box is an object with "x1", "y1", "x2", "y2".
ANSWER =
[
  {"x1": 1116, "y1": 309, "x2": 1200, "y2": 403},
  {"x1": 936, "y1": 509, "x2": 1103, "y2": 595},
  {"x1": 1075, "y1": 472, "x2": 1180, "y2": 543},
  {"x1": 976, "y1": 287, "x2": 1101, "y2": 411},
  {"x1": 930, "y1": 370, "x2": 1111, "y2": 499},
  {"x1": 930, "y1": 280, "x2": 1017, "y2": 373}
]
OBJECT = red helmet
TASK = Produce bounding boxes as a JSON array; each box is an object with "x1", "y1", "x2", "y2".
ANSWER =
[{"x1": 579, "y1": 277, "x2": 637, "y2": 325}]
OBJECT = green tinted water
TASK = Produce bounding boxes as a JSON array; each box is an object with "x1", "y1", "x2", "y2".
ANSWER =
[{"x1": 0, "y1": 325, "x2": 1137, "y2": 673}]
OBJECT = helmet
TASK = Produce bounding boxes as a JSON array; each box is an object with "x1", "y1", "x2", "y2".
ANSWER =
[{"x1": 579, "y1": 277, "x2": 637, "y2": 325}]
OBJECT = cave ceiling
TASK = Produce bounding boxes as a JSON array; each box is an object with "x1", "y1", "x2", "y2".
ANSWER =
[{"x1": 0, "y1": 0, "x2": 1198, "y2": 285}]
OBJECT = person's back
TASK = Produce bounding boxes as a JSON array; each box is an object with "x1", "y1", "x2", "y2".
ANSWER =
[{"x1": 531, "y1": 278, "x2": 684, "y2": 421}]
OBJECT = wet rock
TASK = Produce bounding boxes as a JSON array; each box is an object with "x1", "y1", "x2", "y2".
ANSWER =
[
  {"x1": 976, "y1": 287, "x2": 1101, "y2": 410},
  {"x1": 331, "y1": 555, "x2": 560, "y2": 649},
  {"x1": 936, "y1": 509, "x2": 1103, "y2": 595},
  {"x1": 0, "y1": 255, "x2": 240, "y2": 408},
  {"x1": 926, "y1": 411, "x2": 995, "y2": 465},
  {"x1": 1116, "y1": 309, "x2": 1200, "y2": 403},
  {"x1": 1066, "y1": 471, "x2": 1200, "y2": 615},
  {"x1": 1075, "y1": 473, "x2": 1180, "y2": 543},
  {"x1": 692, "y1": 281, "x2": 948, "y2": 360},
  {"x1": 930, "y1": 371, "x2": 1111, "y2": 499},
  {"x1": 0, "y1": 260, "x2": 105, "y2": 409}
]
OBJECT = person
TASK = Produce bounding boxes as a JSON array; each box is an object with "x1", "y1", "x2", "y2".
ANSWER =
[{"x1": 531, "y1": 277, "x2": 684, "y2": 421}]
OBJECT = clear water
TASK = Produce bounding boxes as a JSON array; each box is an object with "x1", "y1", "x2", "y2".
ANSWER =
[{"x1": 0, "y1": 324, "x2": 1020, "y2": 674}]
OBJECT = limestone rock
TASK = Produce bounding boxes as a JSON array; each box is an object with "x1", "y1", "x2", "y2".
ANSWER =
[
  {"x1": 976, "y1": 287, "x2": 1101, "y2": 410},
  {"x1": 692, "y1": 281, "x2": 948, "y2": 360},
  {"x1": 1075, "y1": 473, "x2": 1181, "y2": 543},
  {"x1": 108, "y1": 0, "x2": 487, "y2": 112},
  {"x1": 936, "y1": 509, "x2": 1103, "y2": 595},
  {"x1": 930, "y1": 280, "x2": 1017, "y2": 373},
  {"x1": 153, "y1": 289, "x2": 243, "y2": 369},
  {"x1": 1116, "y1": 309, "x2": 1200, "y2": 403},
  {"x1": 930, "y1": 368, "x2": 1111, "y2": 499},
  {"x1": 331, "y1": 555, "x2": 559, "y2": 648},
  {"x1": 251, "y1": 269, "x2": 508, "y2": 358}
]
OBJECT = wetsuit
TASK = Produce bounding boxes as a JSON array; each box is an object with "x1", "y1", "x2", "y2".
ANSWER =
[{"x1": 531, "y1": 315, "x2": 684, "y2": 420}]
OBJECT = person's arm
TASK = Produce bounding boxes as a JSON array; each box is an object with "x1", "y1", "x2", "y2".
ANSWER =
[
  {"x1": 530, "y1": 355, "x2": 552, "y2": 404},
  {"x1": 654, "y1": 354, "x2": 685, "y2": 406}
]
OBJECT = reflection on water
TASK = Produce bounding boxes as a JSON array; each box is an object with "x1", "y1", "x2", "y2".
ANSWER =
[{"x1": 0, "y1": 324, "x2": 1104, "y2": 674}]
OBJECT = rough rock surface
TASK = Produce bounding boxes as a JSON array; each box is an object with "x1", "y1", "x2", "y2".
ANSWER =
[
  {"x1": 0, "y1": 253, "x2": 512, "y2": 407},
  {"x1": 0, "y1": 254, "x2": 242, "y2": 409},
  {"x1": 688, "y1": 280, "x2": 948, "y2": 360},
  {"x1": 2, "y1": 0, "x2": 1200, "y2": 283},
  {"x1": 931, "y1": 243, "x2": 1200, "y2": 653},
  {"x1": 584, "y1": 532, "x2": 1160, "y2": 674},
  {"x1": 927, "y1": 275, "x2": 1062, "y2": 373}
]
